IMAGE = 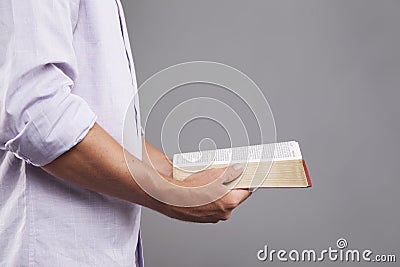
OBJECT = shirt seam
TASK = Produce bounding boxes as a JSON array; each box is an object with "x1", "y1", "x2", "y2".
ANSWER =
[{"x1": 27, "y1": 170, "x2": 36, "y2": 266}]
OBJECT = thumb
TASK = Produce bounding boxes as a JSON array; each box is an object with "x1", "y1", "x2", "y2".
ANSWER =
[{"x1": 220, "y1": 163, "x2": 244, "y2": 184}]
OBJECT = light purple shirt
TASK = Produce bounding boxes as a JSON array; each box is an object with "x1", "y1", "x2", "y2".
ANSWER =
[{"x1": 0, "y1": 0, "x2": 143, "y2": 266}]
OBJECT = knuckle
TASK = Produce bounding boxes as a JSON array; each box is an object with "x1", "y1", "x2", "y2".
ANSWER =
[
  {"x1": 216, "y1": 201, "x2": 228, "y2": 213},
  {"x1": 224, "y1": 195, "x2": 239, "y2": 209},
  {"x1": 221, "y1": 212, "x2": 231, "y2": 221}
]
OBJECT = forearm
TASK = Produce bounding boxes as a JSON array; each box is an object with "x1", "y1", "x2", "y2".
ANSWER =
[
  {"x1": 142, "y1": 138, "x2": 173, "y2": 178},
  {"x1": 42, "y1": 123, "x2": 170, "y2": 212}
]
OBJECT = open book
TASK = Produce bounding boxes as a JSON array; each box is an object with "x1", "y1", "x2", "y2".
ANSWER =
[{"x1": 173, "y1": 141, "x2": 311, "y2": 189}]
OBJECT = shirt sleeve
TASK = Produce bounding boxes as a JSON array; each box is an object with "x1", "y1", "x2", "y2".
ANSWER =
[{"x1": 0, "y1": 0, "x2": 97, "y2": 167}]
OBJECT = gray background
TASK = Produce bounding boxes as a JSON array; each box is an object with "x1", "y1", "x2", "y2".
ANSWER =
[{"x1": 121, "y1": 1, "x2": 400, "y2": 266}]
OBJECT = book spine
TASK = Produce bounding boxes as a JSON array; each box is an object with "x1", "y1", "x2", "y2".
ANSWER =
[{"x1": 302, "y1": 160, "x2": 312, "y2": 187}]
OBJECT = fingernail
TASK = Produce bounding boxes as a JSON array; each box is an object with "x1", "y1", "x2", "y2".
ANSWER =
[{"x1": 233, "y1": 163, "x2": 244, "y2": 171}]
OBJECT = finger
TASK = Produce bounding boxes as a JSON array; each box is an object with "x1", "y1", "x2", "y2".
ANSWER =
[
  {"x1": 229, "y1": 189, "x2": 252, "y2": 206},
  {"x1": 220, "y1": 164, "x2": 244, "y2": 184}
]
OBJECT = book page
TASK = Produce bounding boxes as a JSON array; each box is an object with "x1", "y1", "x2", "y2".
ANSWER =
[{"x1": 173, "y1": 141, "x2": 302, "y2": 167}]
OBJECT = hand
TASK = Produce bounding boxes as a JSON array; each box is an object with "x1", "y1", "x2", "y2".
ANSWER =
[{"x1": 163, "y1": 164, "x2": 252, "y2": 223}]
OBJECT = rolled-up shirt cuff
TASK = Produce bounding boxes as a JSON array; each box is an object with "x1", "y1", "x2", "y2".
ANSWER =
[{"x1": 5, "y1": 93, "x2": 97, "y2": 167}]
